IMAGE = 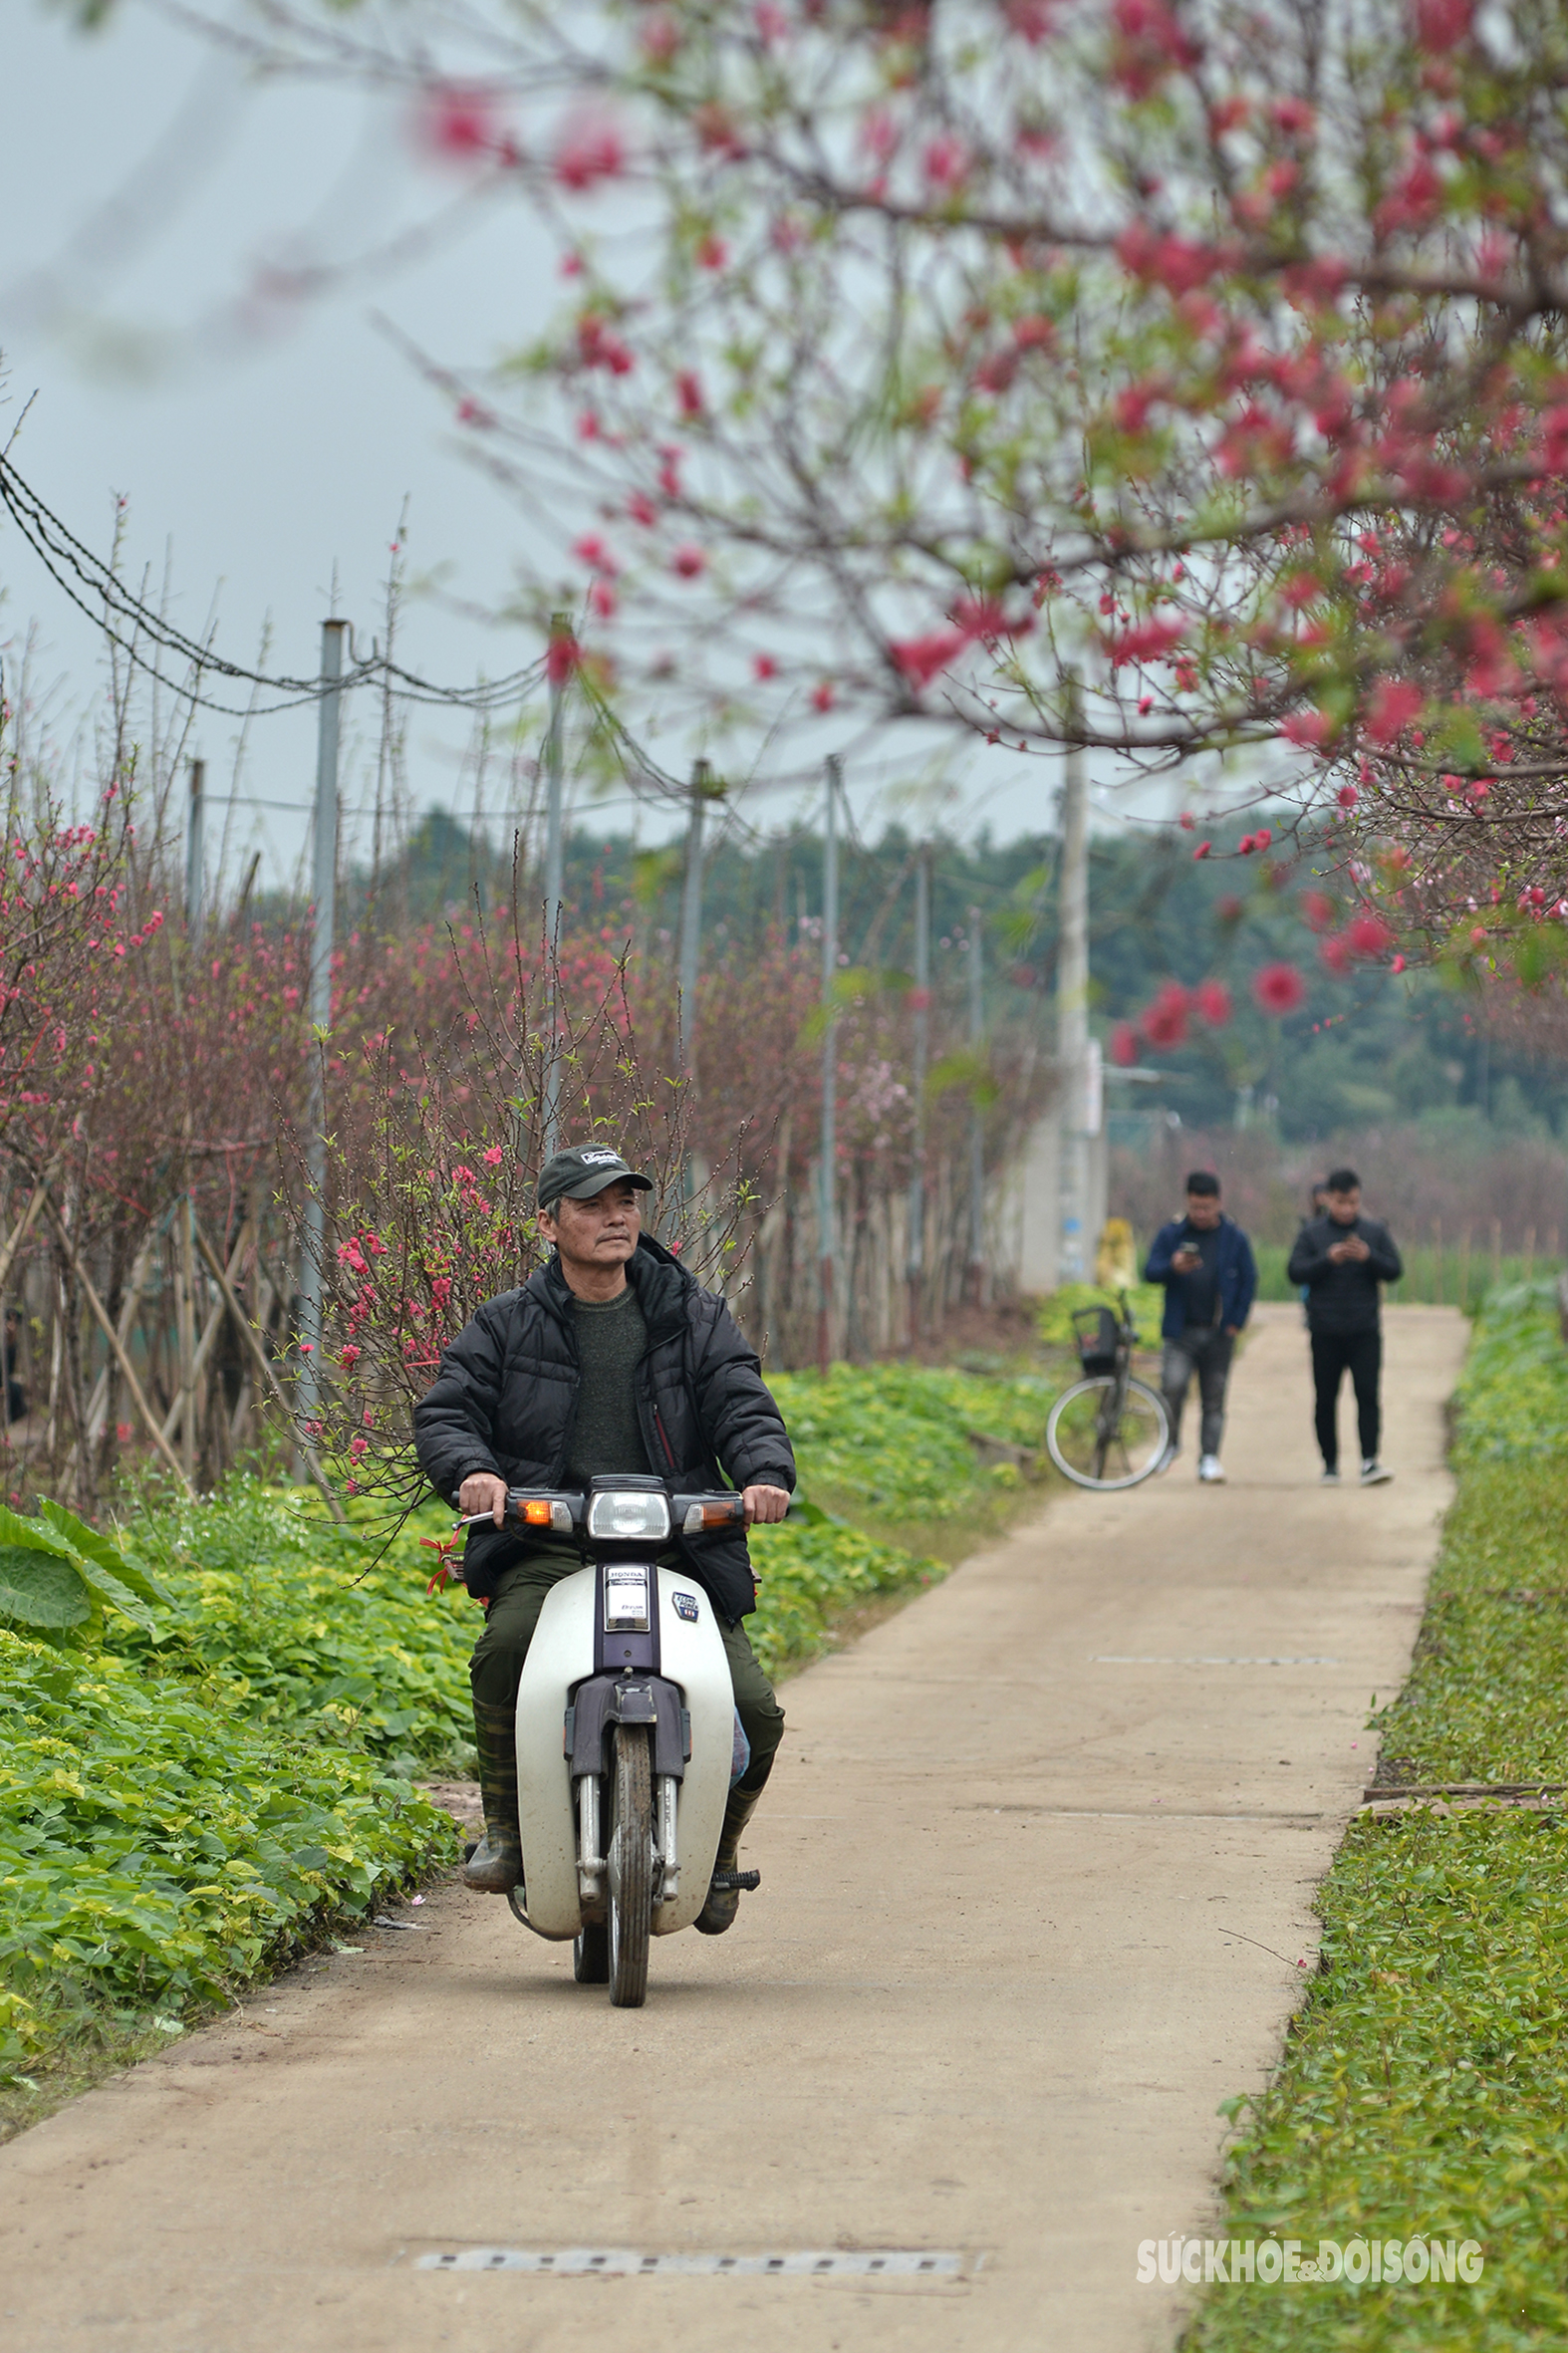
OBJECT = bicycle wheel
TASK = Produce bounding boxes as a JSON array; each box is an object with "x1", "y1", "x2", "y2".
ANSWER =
[{"x1": 1047, "y1": 1375, "x2": 1171, "y2": 1491}]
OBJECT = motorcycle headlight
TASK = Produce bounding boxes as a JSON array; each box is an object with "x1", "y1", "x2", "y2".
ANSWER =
[{"x1": 588, "y1": 1488, "x2": 672, "y2": 1543}]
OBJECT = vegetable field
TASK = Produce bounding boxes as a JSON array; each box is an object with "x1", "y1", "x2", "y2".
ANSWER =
[{"x1": 1188, "y1": 1282, "x2": 1568, "y2": 2352}]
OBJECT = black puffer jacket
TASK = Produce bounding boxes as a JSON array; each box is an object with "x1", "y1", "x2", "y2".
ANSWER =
[
  {"x1": 1286, "y1": 1213, "x2": 1404, "y2": 1336},
  {"x1": 411, "y1": 1234, "x2": 794, "y2": 1622}
]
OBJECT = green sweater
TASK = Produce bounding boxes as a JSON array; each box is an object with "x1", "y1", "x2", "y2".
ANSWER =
[{"x1": 566, "y1": 1286, "x2": 652, "y2": 1488}]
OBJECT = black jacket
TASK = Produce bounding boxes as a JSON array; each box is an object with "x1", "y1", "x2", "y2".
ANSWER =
[
  {"x1": 1286, "y1": 1213, "x2": 1403, "y2": 1336},
  {"x1": 411, "y1": 1234, "x2": 794, "y2": 1621}
]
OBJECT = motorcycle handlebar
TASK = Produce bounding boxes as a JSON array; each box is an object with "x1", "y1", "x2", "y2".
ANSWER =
[{"x1": 451, "y1": 1487, "x2": 796, "y2": 1533}]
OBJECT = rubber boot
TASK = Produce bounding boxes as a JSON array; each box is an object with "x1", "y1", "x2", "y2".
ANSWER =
[
  {"x1": 464, "y1": 1697, "x2": 523, "y2": 1894},
  {"x1": 694, "y1": 1785, "x2": 763, "y2": 1936}
]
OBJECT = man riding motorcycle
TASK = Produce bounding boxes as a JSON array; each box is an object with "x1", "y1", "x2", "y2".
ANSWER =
[{"x1": 412, "y1": 1143, "x2": 795, "y2": 1934}]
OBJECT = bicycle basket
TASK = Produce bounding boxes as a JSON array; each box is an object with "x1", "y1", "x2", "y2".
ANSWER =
[{"x1": 1072, "y1": 1305, "x2": 1121, "y2": 1377}]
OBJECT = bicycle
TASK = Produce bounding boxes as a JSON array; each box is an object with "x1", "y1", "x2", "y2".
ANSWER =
[{"x1": 1045, "y1": 1291, "x2": 1172, "y2": 1490}]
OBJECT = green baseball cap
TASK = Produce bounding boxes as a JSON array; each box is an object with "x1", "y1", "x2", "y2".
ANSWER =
[{"x1": 537, "y1": 1144, "x2": 653, "y2": 1211}]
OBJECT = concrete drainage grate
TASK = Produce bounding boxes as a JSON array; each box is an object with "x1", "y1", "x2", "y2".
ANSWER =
[{"x1": 416, "y1": 2247, "x2": 963, "y2": 2278}]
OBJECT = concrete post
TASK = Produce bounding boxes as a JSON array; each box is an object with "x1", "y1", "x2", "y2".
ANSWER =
[
  {"x1": 907, "y1": 845, "x2": 929, "y2": 1337},
  {"x1": 300, "y1": 617, "x2": 347, "y2": 1423},
  {"x1": 543, "y1": 610, "x2": 570, "y2": 1155},
  {"x1": 1057, "y1": 673, "x2": 1090, "y2": 1283},
  {"x1": 817, "y1": 756, "x2": 841, "y2": 1376}
]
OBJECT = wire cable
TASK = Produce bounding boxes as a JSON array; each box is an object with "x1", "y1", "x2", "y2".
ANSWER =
[{"x1": 0, "y1": 450, "x2": 548, "y2": 717}]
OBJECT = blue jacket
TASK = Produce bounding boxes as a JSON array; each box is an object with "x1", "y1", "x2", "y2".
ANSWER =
[{"x1": 1144, "y1": 1213, "x2": 1258, "y2": 1341}]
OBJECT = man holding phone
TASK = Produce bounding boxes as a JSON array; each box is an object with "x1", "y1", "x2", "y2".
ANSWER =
[
  {"x1": 1286, "y1": 1167, "x2": 1403, "y2": 1485},
  {"x1": 1144, "y1": 1172, "x2": 1258, "y2": 1483}
]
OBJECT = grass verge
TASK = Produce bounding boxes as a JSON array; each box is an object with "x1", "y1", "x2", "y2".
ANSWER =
[{"x1": 1184, "y1": 1281, "x2": 1568, "y2": 2351}]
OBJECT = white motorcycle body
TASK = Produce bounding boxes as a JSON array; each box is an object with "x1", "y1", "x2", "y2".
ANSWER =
[{"x1": 514, "y1": 1561, "x2": 736, "y2": 1940}]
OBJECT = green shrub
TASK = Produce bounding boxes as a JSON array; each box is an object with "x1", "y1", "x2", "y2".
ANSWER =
[
  {"x1": 102, "y1": 1480, "x2": 481, "y2": 1774},
  {"x1": 746, "y1": 1513, "x2": 942, "y2": 1678},
  {"x1": 0, "y1": 1626, "x2": 453, "y2": 2077},
  {"x1": 769, "y1": 1362, "x2": 1056, "y2": 1519},
  {"x1": 1450, "y1": 1280, "x2": 1568, "y2": 1463},
  {"x1": 1036, "y1": 1280, "x2": 1167, "y2": 1350}
]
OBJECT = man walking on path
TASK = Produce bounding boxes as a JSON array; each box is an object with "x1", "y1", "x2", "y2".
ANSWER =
[
  {"x1": 1145, "y1": 1172, "x2": 1258, "y2": 1483},
  {"x1": 1287, "y1": 1167, "x2": 1403, "y2": 1486}
]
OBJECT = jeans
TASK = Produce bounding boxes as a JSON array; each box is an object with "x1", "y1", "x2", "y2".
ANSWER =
[
  {"x1": 470, "y1": 1552, "x2": 785, "y2": 1795},
  {"x1": 1162, "y1": 1327, "x2": 1235, "y2": 1458},
  {"x1": 1311, "y1": 1328, "x2": 1382, "y2": 1469}
]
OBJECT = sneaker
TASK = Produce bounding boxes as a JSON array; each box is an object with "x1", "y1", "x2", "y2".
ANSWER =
[
  {"x1": 1320, "y1": 1467, "x2": 1341, "y2": 1485},
  {"x1": 1361, "y1": 1459, "x2": 1394, "y2": 1486},
  {"x1": 1198, "y1": 1454, "x2": 1226, "y2": 1482}
]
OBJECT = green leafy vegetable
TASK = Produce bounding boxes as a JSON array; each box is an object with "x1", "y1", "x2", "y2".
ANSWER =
[
  {"x1": 0, "y1": 1549, "x2": 91, "y2": 1631},
  {"x1": 1188, "y1": 1278, "x2": 1568, "y2": 2349}
]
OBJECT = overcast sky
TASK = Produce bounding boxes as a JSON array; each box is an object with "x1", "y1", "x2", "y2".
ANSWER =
[{"x1": 1, "y1": 3, "x2": 1245, "y2": 902}]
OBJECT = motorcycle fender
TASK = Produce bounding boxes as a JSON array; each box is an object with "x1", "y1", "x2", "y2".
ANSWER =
[
  {"x1": 514, "y1": 1565, "x2": 596, "y2": 1939},
  {"x1": 652, "y1": 1567, "x2": 734, "y2": 1936}
]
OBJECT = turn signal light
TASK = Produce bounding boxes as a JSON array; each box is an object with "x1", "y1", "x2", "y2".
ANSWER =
[
  {"x1": 523, "y1": 1498, "x2": 553, "y2": 1526},
  {"x1": 682, "y1": 1499, "x2": 742, "y2": 1534}
]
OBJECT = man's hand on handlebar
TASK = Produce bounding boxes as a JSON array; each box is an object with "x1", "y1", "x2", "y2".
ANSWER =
[
  {"x1": 457, "y1": 1470, "x2": 510, "y2": 1527},
  {"x1": 454, "y1": 1473, "x2": 790, "y2": 1530}
]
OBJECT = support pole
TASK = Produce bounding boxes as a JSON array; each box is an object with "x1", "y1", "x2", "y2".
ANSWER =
[
  {"x1": 0, "y1": 1172, "x2": 53, "y2": 1300},
  {"x1": 40, "y1": 1186, "x2": 194, "y2": 1497},
  {"x1": 192, "y1": 1217, "x2": 345, "y2": 1521},
  {"x1": 676, "y1": 759, "x2": 712, "y2": 1083},
  {"x1": 967, "y1": 904, "x2": 985, "y2": 1302},
  {"x1": 907, "y1": 845, "x2": 929, "y2": 1340},
  {"x1": 543, "y1": 610, "x2": 571, "y2": 1156},
  {"x1": 300, "y1": 616, "x2": 347, "y2": 1425},
  {"x1": 1057, "y1": 670, "x2": 1090, "y2": 1284},
  {"x1": 185, "y1": 759, "x2": 205, "y2": 932},
  {"x1": 176, "y1": 1194, "x2": 197, "y2": 1482},
  {"x1": 817, "y1": 756, "x2": 841, "y2": 1377},
  {"x1": 160, "y1": 1219, "x2": 250, "y2": 1445}
]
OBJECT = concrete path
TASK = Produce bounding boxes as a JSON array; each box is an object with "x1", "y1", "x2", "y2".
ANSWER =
[{"x1": 0, "y1": 1305, "x2": 1465, "y2": 2353}]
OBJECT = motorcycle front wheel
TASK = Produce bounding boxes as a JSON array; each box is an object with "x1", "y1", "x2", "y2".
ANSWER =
[
  {"x1": 1046, "y1": 1374, "x2": 1171, "y2": 1490},
  {"x1": 607, "y1": 1724, "x2": 653, "y2": 2008}
]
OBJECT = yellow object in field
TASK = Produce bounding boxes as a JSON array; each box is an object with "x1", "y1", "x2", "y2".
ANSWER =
[{"x1": 1096, "y1": 1216, "x2": 1138, "y2": 1290}]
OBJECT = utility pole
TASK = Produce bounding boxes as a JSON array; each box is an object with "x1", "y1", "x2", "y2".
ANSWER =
[
  {"x1": 299, "y1": 616, "x2": 346, "y2": 1425},
  {"x1": 542, "y1": 610, "x2": 571, "y2": 1156},
  {"x1": 1057, "y1": 668, "x2": 1090, "y2": 1284},
  {"x1": 676, "y1": 758, "x2": 715, "y2": 1082},
  {"x1": 817, "y1": 756, "x2": 841, "y2": 1377},
  {"x1": 185, "y1": 760, "x2": 205, "y2": 933},
  {"x1": 968, "y1": 904, "x2": 985, "y2": 1303},
  {"x1": 906, "y1": 845, "x2": 929, "y2": 1340}
]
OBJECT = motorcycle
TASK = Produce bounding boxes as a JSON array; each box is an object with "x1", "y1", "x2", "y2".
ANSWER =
[{"x1": 471, "y1": 1473, "x2": 769, "y2": 2008}]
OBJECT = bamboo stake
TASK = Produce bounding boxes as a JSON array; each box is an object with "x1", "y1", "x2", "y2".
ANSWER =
[
  {"x1": 190, "y1": 1214, "x2": 345, "y2": 1522},
  {"x1": 0, "y1": 1170, "x2": 53, "y2": 1299},
  {"x1": 177, "y1": 1195, "x2": 197, "y2": 1482},
  {"x1": 160, "y1": 1220, "x2": 251, "y2": 1445},
  {"x1": 82, "y1": 1226, "x2": 158, "y2": 1445},
  {"x1": 60, "y1": 1225, "x2": 160, "y2": 1490},
  {"x1": 39, "y1": 1186, "x2": 194, "y2": 1496}
]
